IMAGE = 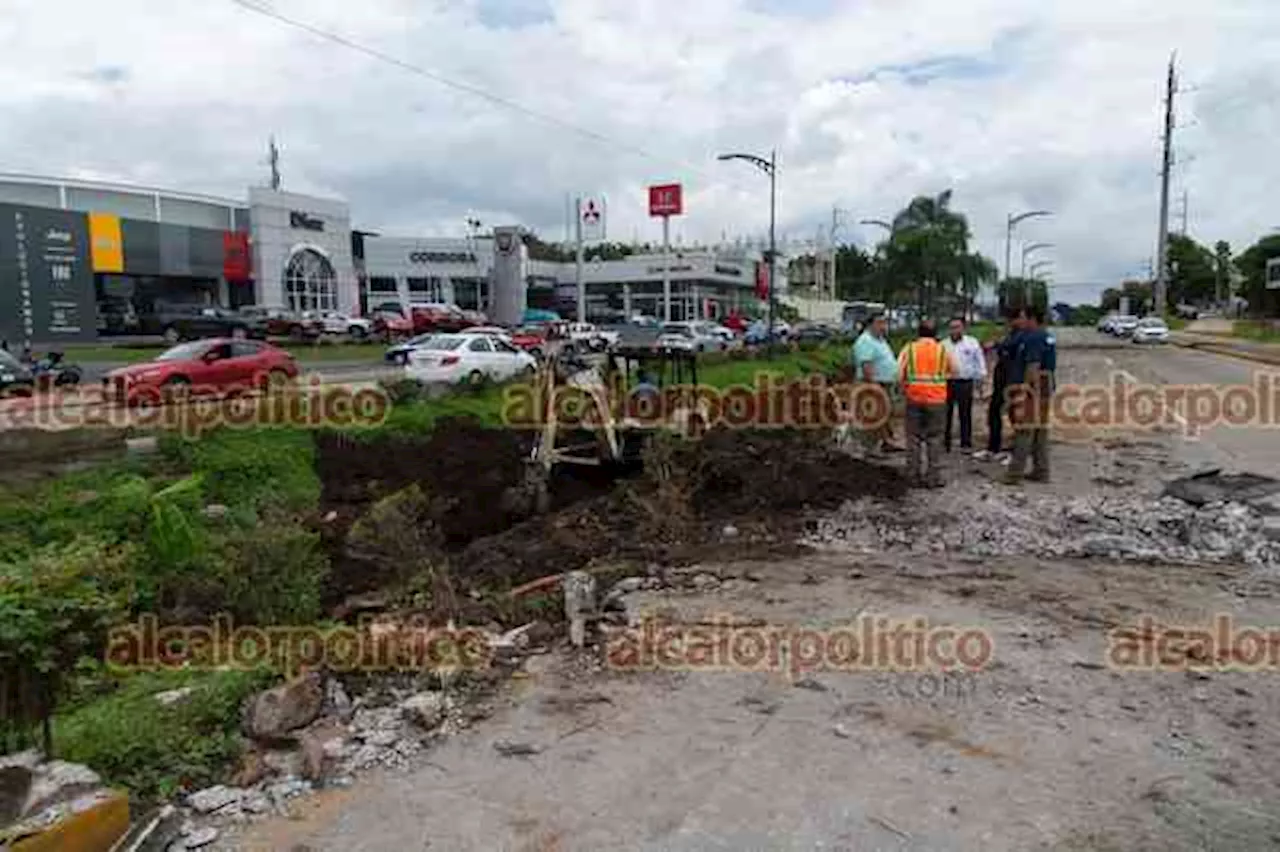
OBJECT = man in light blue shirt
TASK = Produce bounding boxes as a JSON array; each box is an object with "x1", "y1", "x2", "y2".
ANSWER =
[{"x1": 852, "y1": 314, "x2": 901, "y2": 452}]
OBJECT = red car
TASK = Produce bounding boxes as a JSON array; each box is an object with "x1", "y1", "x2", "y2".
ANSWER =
[
  {"x1": 509, "y1": 325, "x2": 548, "y2": 358},
  {"x1": 371, "y1": 309, "x2": 414, "y2": 341},
  {"x1": 410, "y1": 303, "x2": 476, "y2": 334},
  {"x1": 104, "y1": 338, "x2": 299, "y2": 405}
]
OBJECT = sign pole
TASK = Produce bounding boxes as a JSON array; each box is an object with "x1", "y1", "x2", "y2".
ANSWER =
[
  {"x1": 575, "y1": 196, "x2": 585, "y2": 322},
  {"x1": 662, "y1": 214, "x2": 671, "y2": 322}
]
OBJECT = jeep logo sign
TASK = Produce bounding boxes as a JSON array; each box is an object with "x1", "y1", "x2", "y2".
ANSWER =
[
  {"x1": 289, "y1": 211, "x2": 324, "y2": 232},
  {"x1": 409, "y1": 251, "x2": 476, "y2": 264}
]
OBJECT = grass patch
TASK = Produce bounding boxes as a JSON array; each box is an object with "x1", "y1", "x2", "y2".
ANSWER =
[
  {"x1": 54, "y1": 666, "x2": 276, "y2": 802},
  {"x1": 158, "y1": 427, "x2": 319, "y2": 512},
  {"x1": 1233, "y1": 320, "x2": 1280, "y2": 343}
]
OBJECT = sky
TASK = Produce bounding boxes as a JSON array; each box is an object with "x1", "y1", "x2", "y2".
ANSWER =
[{"x1": 1, "y1": 0, "x2": 1278, "y2": 304}]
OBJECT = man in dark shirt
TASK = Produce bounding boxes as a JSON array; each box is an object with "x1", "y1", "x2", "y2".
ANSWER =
[
  {"x1": 974, "y1": 313, "x2": 1020, "y2": 461},
  {"x1": 1004, "y1": 305, "x2": 1054, "y2": 484}
]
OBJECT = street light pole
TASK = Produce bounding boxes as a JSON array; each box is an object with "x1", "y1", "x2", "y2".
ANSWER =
[
  {"x1": 1004, "y1": 209, "x2": 1052, "y2": 302},
  {"x1": 1020, "y1": 242, "x2": 1054, "y2": 278},
  {"x1": 718, "y1": 150, "x2": 779, "y2": 353}
]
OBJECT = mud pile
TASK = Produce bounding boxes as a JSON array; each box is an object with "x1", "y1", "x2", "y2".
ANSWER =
[
  {"x1": 678, "y1": 427, "x2": 909, "y2": 516},
  {"x1": 314, "y1": 418, "x2": 529, "y2": 546}
]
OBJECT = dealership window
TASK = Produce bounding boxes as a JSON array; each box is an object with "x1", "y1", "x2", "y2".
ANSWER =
[
  {"x1": 284, "y1": 249, "x2": 337, "y2": 312},
  {"x1": 407, "y1": 276, "x2": 443, "y2": 302},
  {"x1": 368, "y1": 276, "x2": 398, "y2": 293}
]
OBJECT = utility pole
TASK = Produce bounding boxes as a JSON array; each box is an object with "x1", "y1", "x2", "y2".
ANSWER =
[
  {"x1": 1155, "y1": 52, "x2": 1178, "y2": 317},
  {"x1": 1178, "y1": 189, "x2": 1189, "y2": 235}
]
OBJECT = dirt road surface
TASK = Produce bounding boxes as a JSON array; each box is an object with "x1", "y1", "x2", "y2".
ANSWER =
[{"x1": 227, "y1": 332, "x2": 1280, "y2": 852}]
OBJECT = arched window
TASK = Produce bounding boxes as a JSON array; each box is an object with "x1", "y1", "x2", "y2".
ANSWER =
[{"x1": 284, "y1": 249, "x2": 337, "y2": 311}]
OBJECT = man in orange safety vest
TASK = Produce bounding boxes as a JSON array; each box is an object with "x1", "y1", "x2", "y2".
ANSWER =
[{"x1": 897, "y1": 319, "x2": 957, "y2": 488}]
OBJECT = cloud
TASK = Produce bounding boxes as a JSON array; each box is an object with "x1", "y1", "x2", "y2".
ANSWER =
[{"x1": 2, "y1": 0, "x2": 1278, "y2": 301}]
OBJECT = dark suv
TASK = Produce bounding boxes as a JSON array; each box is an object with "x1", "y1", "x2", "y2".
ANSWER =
[{"x1": 142, "y1": 304, "x2": 253, "y2": 343}]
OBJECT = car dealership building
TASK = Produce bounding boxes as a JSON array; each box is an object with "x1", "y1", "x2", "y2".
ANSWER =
[{"x1": 0, "y1": 172, "x2": 783, "y2": 344}]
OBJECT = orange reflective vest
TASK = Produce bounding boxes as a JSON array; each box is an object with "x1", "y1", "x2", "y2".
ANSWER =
[{"x1": 899, "y1": 338, "x2": 952, "y2": 406}]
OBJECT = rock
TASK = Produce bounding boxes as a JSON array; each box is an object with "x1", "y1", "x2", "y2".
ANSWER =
[
  {"x1": 261, "y1": 748, "x2": 305, "y2": 779},
  {"x1": 241, "y1": 794, "x2": 272, "y2": 814},
  {"x1": 230, "y1": 750, "x2": 268, "y2": 788},
  {"x1": 361, "y1": 729, "x2": 400, "y2": 748},
  {"x1": 721, "y1": 524, "x2": 740, "y2": 539},
  {"x1": 0, "y1": 764, "x2": 32, "y2": 825},
  {"x1": 833, "y1": 723, "x2": 852, "y2": 739},
  {"x1": 563, "y1": 570, "x2": 597, "y2": 649},
  {"x1": 202, "y1": 504, "x2": 230, "y2": 520},
  {"x1": 322, "y1": 679, "x2": 354, "y2": 724},
  {"x1": 21, "y1": 760, "x2": 101, "y2": 817},
  {"x1": 298, "y1": 732, "x2": 329, "y2": 782},
  {"x1": 493, "y1": 740, "x2": 542, "y2": 757},
  {"x1": 607, "y1": 577, "x2": 646, "y2": 597},
  {"x1": 400, "y1": 692, "x2": 448, "y2": 730},
  {"x1": 181, "y1": 826, "x2": 221, "y2": 848},
  {"x1": 344, "y1": 745, "x2": 385, "y2": 771},
  {"x1": 154, "y1": 686, "x2": 195, "y2": 706},
  {"x1": 492, "y1": 623, "x2": 538, "y2": 655},
  {"x1": 793, "y1": 677, "x2": 829, "y2": 692},
  {"x1": 243, "y1": 672, "x2": 325, "y2": 741},
  {"x1": 352, "y1": 706, "x2": 401, "y2": 733},
  {"x1": 186, "y1": 785, "x2": 243, "y2": 815},
  {"x1": 0, "y1": 750, "x2": 42, "y2": 772}
]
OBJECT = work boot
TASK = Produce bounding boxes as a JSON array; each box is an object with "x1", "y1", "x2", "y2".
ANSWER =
[{"x1": 1027, "y1": 470, "x2": 1050, "y2": 483}]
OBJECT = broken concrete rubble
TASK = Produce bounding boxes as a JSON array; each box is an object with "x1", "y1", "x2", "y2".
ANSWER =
[{"x1": 807, "y1": 481, "x2": 1280, "y2": 571}]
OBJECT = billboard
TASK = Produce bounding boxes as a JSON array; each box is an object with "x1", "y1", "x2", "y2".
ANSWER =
[
  {"x1": 0, "y1": 203, "x2": 97, "y2": 344},
  {"x1": 648, "y1": 184, "x2": 683, "y2": 217}
]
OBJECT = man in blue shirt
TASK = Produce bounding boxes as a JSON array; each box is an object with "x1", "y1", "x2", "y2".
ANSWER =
[
  {"x1": 852, "y1": 314, "x2": 902, "y2": 452},
  {"x1": 1004, "y1": 305, "x2": 1054, "y2": 484},
  {"x1": 974, "y1": 313, "x2": 1019, "y2": 462}
]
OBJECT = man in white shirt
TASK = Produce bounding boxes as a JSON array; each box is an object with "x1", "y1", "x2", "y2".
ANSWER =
[{"x1": 942, "y1": 317, "x2": 986, "y2": 453}]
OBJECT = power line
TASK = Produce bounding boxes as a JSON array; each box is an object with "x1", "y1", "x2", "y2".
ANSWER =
[{"x1": 226, "y1": 0, "x2": 704, "y2": 176}]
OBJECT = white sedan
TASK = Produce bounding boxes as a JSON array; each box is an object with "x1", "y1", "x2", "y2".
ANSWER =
[
  {"x1": 1132, "y1": 318, "x2": 1170, "y2": 344},
  {"x1": 302, "y1": 310, "x2": 374, "y2": 339},
  {"x1": 405, "y1": 333, "x2": 537, "y2": 385}
]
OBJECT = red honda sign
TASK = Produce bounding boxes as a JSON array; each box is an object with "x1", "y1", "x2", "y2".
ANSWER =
[
  {"x1": 648, "y1": 183, "x2": 683, "y2": 217},
  {"x1": 223, "y1": 231, "x2": 251, "y2": 281}
]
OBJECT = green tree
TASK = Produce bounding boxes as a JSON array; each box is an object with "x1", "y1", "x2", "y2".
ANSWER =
[
  {"x1": 872, "y1": 190, "x2": 996, "y2": 319},
  {"x1": 1235, "y1": 234, "x2": 1280, "y2": 316},
  {"x1": 833, "y1": 244, "x2": 876, "y2": 301},
  {"x1": 1165, "y1": 234, "x2": 1218, "y2": 307}
]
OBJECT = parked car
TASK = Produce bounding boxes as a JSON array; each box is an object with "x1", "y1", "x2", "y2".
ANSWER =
[
  {"x1": 143, "y1": 305, "x2": 254, "y2": 343},
  {"x1": 238, "y1": 306, "x2": 314, "y2": 341},
  {"x1": 1111, "y1": 315, "x2": 1140, "y2": 337},
  {"x1": 410, "y1": 303, "x2": 473, "y2": 334},
  {"x1": 509, "y1": 325, "x2": 549, "y2": 359},
  {"x1": 660, "y1": 322, "x2": 723, "y2": 352},
  {"x1": 793, "y1": 323, "x2": 835, "y2": 343},
  {"x1": 301, "y1": 310, "x2": 375, "y2": 340},
  {"x1": 1132, "y1": 317, "x2": 1170, "y2": 344},
  {"x1": 465, "y1": 325, "x2": 513, "y2": 338},
  {"x1": 1097, "y1": 313, "x2": 1118, "y2": 333},
  {"x1": 104, "y1": 338, "x2": 299, "y2": 405},
  {"x1": 370, "y1": 307, "x2": 415, "y2": 341},
  {"x1": 97, "y1": 299, "x2": 140, "y2": 335},
  {"x1": 385, "y1": 333, "x2": 437, "y2": 365},
  {"x1": 404, "y1": 333, "x2": 537, "y2": 386},
  {"x1": 1175, "y1": 304, "x2": 1200, "y2": 320},
  {"x1": 0, "y1": 348, "x2": 35, "y2": 398},
  {"x1": 565, "y1": 322, "x2": 619, "y2": 352}
]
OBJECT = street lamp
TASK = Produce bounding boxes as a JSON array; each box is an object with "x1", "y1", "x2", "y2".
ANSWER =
[
  {"x1": 1020, "y1": 242, "x2": 1054, "y2": 277},
  {"x1": 718, "y1": 151, "x2": 778, "y2": 347},
  {"x1": 1004, "y1": 209, "x2": 1052, "y2": 283},
  {"x1": 1029, "y1": 260, "x2": 1053, "y2": 279},
  {"x1": 860, "y1": 219, "x2": 894, "y2": 233}
]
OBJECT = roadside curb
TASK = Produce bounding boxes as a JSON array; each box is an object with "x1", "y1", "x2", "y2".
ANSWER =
[{"x1": 1170, "y1": 337, "x2": 1280, "y2": 368}]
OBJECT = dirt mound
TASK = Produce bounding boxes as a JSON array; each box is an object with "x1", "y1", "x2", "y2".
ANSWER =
[
  {"x1": 314, "y1": 417, "x2": 529, "y2": 547},
  {"x1": 679, "y1": 427, "x2": 908, "y2": 516}
]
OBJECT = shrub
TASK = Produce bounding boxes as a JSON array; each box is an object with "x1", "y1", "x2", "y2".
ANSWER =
[
  {"x1": 206, "y1": 519, "x2": 328, "y2": 625},
  {"x1": 159, "y1": 428, "x2": 318, "y2": 512},
  {"x1": 54, "y1": 667, "x2": 276, "y2": 802},
  {"x1": 0, "y1": 539, "x2": 133, "y2": 753}
]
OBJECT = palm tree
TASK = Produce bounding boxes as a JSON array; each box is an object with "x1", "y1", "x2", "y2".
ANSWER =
[{"x1": 883, "y1": 190, "x2": 979, "y2": 318}]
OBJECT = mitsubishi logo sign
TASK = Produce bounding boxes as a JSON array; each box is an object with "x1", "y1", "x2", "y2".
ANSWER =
[
  {"x1": 582, "y1": 200, "x2": 601, "y2": 224},
  {"x1": 579, "y1": 196, "x2": 606, "y2": 241}
]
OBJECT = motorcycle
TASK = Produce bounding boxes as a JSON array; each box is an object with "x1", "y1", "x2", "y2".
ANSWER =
[{"x1": 27, "y1": 351, "x2": 83, "y2": 391}]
